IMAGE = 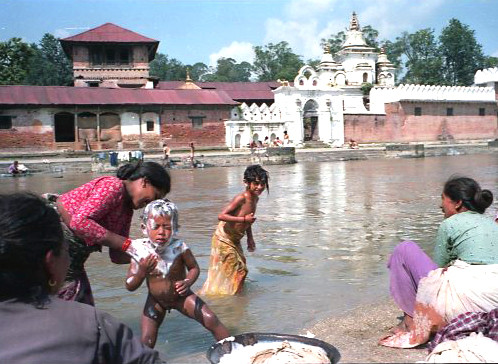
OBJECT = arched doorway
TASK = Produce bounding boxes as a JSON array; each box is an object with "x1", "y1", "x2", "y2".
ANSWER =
[
  {"x1": 303, "y1": 99, "x2": 319, "y2": 141},
  {"x1": 100, "y1": 112, "x2": 121, "y2": 142},
  {"x1": 234, "y1": 134, "x2": 241, "y2": 148},
  {"x1": 54, "y1": 112, "x2": 75, "y2": 142},
  {"x1": 77, "y1": 112, "x2": 97, "y2": 142}
]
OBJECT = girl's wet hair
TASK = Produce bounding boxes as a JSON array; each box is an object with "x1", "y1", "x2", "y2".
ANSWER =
[
  {"x1": 117, "y1": 161, "x2": 171, "y2": 195},
  {"x1": 0, "y1": 193, "x2": 63, "y2": 305},
  {"x1": 244, "y1": 164, "x2": 270, "y2": 192},
  {"x1": 141, "y1": 199, "x2": 179, "y2": 235},
  {"x1": 444, "y1": 175, "x2": 493, "y2": 214}
]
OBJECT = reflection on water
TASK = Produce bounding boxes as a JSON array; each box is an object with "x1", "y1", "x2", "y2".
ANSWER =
[{"x1": 2, "y1": 154, "x2": 498, "y2": 361}]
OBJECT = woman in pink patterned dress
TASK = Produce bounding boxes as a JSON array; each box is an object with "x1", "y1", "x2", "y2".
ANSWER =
[{"x1": 52, "y1": 161, "x2": 171, "y2": 305}]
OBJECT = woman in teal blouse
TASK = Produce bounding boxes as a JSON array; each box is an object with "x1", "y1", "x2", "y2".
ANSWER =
[{"x1": 380, "y1": 176, "x2": 498, "y2": 348}]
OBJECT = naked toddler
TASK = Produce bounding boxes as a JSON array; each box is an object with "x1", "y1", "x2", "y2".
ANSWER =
[{"x1": 126, "y1": 199, "x2": 229, "y2": 348}]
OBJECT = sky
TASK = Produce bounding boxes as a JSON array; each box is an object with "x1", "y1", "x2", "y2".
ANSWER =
[{"x1": 1, "y1": 0, "x2": 497, "y2": 68}]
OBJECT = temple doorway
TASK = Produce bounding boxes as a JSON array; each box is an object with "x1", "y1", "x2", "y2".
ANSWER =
[{"x1": 303, "y1": 99, "x2": 319, "y2": 141}]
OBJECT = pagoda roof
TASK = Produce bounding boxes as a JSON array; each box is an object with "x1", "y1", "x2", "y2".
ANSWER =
[{"x1": 60, "y1": 23, "x2": 159, "y2": 44}]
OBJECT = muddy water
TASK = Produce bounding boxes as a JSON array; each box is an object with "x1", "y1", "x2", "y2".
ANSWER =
[{"x1": 2, "y1": 154, "x2": 498, "y2": 361}]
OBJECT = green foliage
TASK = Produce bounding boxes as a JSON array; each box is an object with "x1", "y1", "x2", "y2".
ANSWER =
[
  {"x1": 320, "y1": 31, "x2": 345, "y2": 55},
  {"x1": 439, "y1": 18, "x2": 485, "y2": 86},
  {"x1": 188, "y1": 62, "x2": 209, "y2": 81},
  {"x1": 362, "y1": 25, "x2": 380, "y2": 50},
  {"x1": 393, "y1": 29, "x2": 444, "y2": 85},
  {"x1": 24, "y1": 33, "x2": 73, "y2": 86},
  {"x1": 360, "y1": 82, "x2": 373, "y2": 95},
  {"x1": 203, "y1": 57, "x2": 252, "y2": 82},
  {"x1": 252, "y1": 41, "x2": 303, "y2": 81},
  {"x1": 483, "y1": 56, "x2": 498, "y2": 69},
  {"x1": 149, "y1": 53, "x2": 187, "y2": 81},
  {"x1": 0, "y1": 38, "x2": 35, "y2": 85}
]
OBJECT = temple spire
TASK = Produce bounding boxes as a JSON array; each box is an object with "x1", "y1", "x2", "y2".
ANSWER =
[{"x1": 349, "y1": 11, "x2": 360, "y2": 31}]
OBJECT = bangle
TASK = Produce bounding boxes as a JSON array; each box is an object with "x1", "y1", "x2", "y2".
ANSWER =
[
  {"x1": 243, "y1": 215, "x2": 246, "y2": 223},
  {"x1": 122, "y1": 238, "x2": 132, "y2": 252}
]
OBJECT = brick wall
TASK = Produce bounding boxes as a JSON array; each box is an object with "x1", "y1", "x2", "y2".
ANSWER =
[
  {"x1": 345, "y1": 101, "x2": 498, "y2": 143},
  {"x1": 0, "y1": 129, "x2": 54, "y2": 149},
  {"x1": 160, "y1": 107, "x2": 230, "y2": 147}
]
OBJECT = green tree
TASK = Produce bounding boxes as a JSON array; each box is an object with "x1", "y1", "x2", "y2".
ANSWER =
[
  {"x1": 24, "y1": 33, "x2": 73, "y2": 86},
  {"x1": 187, "y1": 62, "x2": 209, "y2": 81},
  {"x1": 394, "y1": 29, "x2": 443, "y2": 85},
  {"x1": 320, "y1": 31, "x2": 345, "y2": 54},
  {"x1": 362, "y1": 25, "x2": 380, "y2": 50},
  {"x1": 483, "y1": 56, "x2": 498, "y2": 69},
  {"x1": 439, "y1": 18, "x2": 485, "y2": 86},
  {"x1": 149, "y1": 53, "x2": 186, "y2": 80},
  {"x1": 252, "y1": 41, "x2": 303, "y2": 81},
  {"x1": 203, "y1": 57, "x2": 252, "y2": 82},
  {"x1": 0, "y1": 37, "x2": 34, "y2": 85}
]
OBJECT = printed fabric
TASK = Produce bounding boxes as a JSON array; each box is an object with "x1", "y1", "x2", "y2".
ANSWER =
[
  {"x1": 58, "y1": 176, "x2": 133, "y2": 245},
  {"x1": 428, "y1": 308, "x2": 498, "y2": 352},
  {"x1": 199, "y1": 221, "x2": 248, "y2": 295}
]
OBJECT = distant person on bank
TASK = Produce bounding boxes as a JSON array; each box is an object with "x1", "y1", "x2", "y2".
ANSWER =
[
  {"x1": 45, "y1": 161, "x2": 171, "y2": 306},
  {"x1": 8, "y1": 160, "x2": 27, "y2": 175},
  {"x1": 380, "y1": 176, "x2": 498, "y2": 348},
  {"x1": 162, "y1": 142, "x2": 171, "y2": 168},
  {"x1": 0, "y1": 193, "x2": 162, "y2": 363},
  {"x1": 189, "y1": 142, "x2": 195, "y2": 168}
]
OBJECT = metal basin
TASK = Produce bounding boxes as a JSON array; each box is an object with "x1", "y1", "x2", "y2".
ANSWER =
[{"x1": 207, "y1": 332, "x2": 340, "y2": 364}]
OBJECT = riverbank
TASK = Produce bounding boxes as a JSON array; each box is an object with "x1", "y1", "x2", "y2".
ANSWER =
[
  {"x1": 172, "y1": 299, "x2": 427, "y2": 363},
  {"x1": 0, "y1": 140, "x2": 497, "y2": 174}
]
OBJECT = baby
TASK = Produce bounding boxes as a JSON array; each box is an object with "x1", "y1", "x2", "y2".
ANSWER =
[{"x1": 126, "y1": 199, "x2": 229, "y2": 348}]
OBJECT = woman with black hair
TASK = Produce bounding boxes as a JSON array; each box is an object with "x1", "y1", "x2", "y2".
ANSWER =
[
  {"x1": 50, "y1": 161, "x2": 171, "y2": 305},
  {"x1": 380, "y1": 176, "x2": 498, "y2": 348},
  {"x1": 0, "y1": 193, "x2": 162, "y2": 363}
]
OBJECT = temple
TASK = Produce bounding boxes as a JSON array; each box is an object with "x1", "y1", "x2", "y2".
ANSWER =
[{"x1": 0, "y1": 13, "x2": 497, "y2": 151}]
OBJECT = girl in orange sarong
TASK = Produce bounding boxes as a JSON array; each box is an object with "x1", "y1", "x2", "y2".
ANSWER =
[{"x1": 200, "y1": 165, "x2": 269, "y2": 296}]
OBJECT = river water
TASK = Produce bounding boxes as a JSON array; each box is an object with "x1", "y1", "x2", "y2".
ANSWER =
[{"x1": 3, "y1": 154, "x2": 498, "y2": 361}]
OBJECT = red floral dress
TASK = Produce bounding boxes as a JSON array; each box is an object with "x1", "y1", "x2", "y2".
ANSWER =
[{"x1": 57, "y1": 176, "x2": 133, "y2": 305}]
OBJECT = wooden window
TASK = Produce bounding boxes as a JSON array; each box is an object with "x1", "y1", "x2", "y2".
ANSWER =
[
  {"x1": 0, "y1": 115, "x2": 12, "y2": 129},
  {"x1": 90, "y1": 46, "x2": 131, "y2": 66},
  {"x1": 479, "y1": 108, "x2": 485, "y2": 116},
  {"x1": 190, "y1": 116, "x2": 204, "y2": 129},
  {"x1": 446, "y1": 108, "x2": 453, "y2": 116},
  {"x1": 414, "y1": 107, "x2": 422, "y2": 116},
  {"x1": 146, "y1": 121, "x2": 154, "y2": 131}
]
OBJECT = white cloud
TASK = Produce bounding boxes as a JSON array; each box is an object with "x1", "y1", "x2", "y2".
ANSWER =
[
  {"x1": 359, "y1": 0, "x2": 447, "y2": 39},
  {"x1": 54, "y1": 28, "x2": 70, "y2": 38},
  {"x1": 260, "y1": 0, "x2": 449, "y2": 61},
  {"x1": 208, "y1": 41, "x2": 255, "y2": 67}
]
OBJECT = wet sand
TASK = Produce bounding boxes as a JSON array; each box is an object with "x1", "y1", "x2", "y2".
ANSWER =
[
  {"x1": 172, "y1": 298, "x2": 427, "y2": 363},
  {"x1": 306, "y1": 299, "x2": 426, "y2": 363}
]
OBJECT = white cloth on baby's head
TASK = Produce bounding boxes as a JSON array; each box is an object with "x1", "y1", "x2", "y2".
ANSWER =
[{"x1": 129, "y1": 238, "x2": 188, "y2": 277}]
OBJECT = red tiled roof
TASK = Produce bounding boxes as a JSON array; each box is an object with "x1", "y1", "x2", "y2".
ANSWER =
[
  {"x1": 157, "y1": 81, "x2": 280, "y2": 101},
  {"x1": 60, "y1": 23, "x2": 158, "y2": 43},
  {"x1": 0, "y1": 86, "x2": 238, "y2": 106}
]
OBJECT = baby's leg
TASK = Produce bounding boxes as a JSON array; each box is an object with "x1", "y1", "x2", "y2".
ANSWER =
[
  {"x1": 141, "y1": 294, "x2": 167, "y2": 348},
  {"x1": 179, "y1": 293, "x2": 229, "y2": 341}
]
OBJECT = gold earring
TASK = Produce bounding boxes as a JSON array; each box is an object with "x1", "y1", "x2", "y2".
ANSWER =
[{"x1": 48, "y1": 279, "x2": 57, "y2": 287}]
